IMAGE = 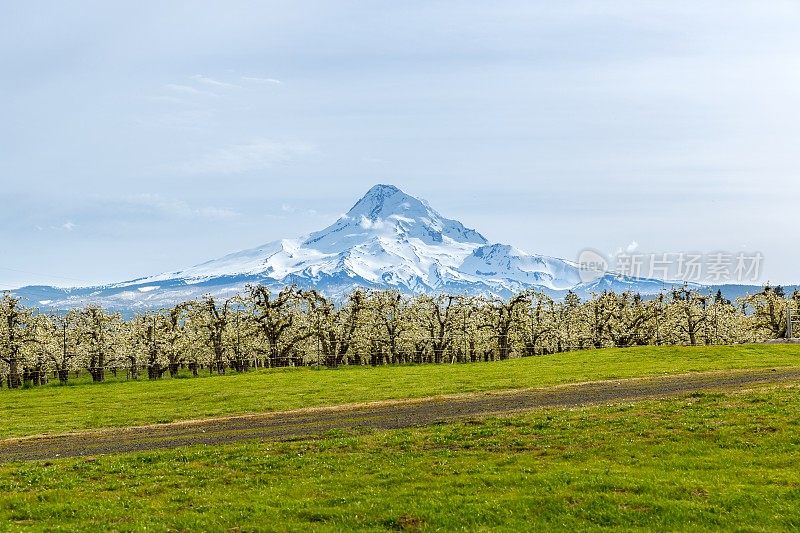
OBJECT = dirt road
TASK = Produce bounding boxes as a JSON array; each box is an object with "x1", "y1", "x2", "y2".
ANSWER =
[{"x1": 2, "y1": 368, "x2": 798, "y2": 462}]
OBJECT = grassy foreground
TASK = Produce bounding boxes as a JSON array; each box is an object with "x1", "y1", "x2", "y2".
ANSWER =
[
  {"x1": 1, "y1": 385, "x2": 798, "y2": 531},
  {"x1": 1, "y1": 345, "x2": 799, "y2": 438}
]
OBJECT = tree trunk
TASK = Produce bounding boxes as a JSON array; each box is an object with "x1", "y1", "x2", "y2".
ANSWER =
[
  {"x1": 498, "y1": 334, "x2": 511, "y2": 360},
  {"x1": 91, "y1": 367, "x2": 105, "y2": 382},
  {"x1": 33, "y1": 365, "x2": 46, "y2": 386},
  {"x1": 148, "y1": 363, "x2": 162, "y2": 380},
  {"x1": 7, "y1": 359, "x2": 21, "y2": 389},
  {"x1": 94, "y1": 352, "x2": 106, "y2": 382},
  {"x1": 433, "y1": 346, "x2": 444, "y2": 364}
]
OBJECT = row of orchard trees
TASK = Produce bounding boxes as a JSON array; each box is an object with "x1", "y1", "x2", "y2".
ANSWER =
[{"x1": 1, "y1": 284, "x2": 797, "y2": 389}]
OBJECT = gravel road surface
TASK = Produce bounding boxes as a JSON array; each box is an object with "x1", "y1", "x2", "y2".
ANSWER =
[{"x1": 2, "y1": 368, "x2": 797, "y2": 462}]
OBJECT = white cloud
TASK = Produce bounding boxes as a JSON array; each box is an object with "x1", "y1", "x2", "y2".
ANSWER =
[
  {"x1": 129, "y1": 194, "x2": 239, "y2": 220},
  {"x1": 281, "y1": 203, "x2": 318, "y2": 216},
  {"x1": 242, "y1": 76, "x2": 282, "y2": 84},
  {"x1": 611, "y1": 240, "x2": 640, "y2": 257},
  {"x1": 358, "y1": 216, "x2": 385, "y2": 230},
  {"x1": 43, "y1": 221, "x2": 77, "y2": 232},
  {"x1": 191, "y1": 74, "x2": 241, "y2": 89},
  {"x1": 196, "y1": 206, "x2": 240, "y2": 220},
  {"x1": 162, "y1": 75, "x2": 239, "y2": 100},
  {"x1": 164, "y1": 83, "x2": 215, "y2": 96},
  {"x1": 174, "y1": 139, "x2": 315, "y2": 175}
]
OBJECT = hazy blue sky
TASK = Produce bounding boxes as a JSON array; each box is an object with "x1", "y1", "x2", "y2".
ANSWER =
[{"x1": 2, "y1": 1, "x2": 799, "y2": 287}]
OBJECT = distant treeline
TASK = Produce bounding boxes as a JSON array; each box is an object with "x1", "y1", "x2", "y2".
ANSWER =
[{"x1": 1, "y1": 284, "x2": 797, "y2": 389}]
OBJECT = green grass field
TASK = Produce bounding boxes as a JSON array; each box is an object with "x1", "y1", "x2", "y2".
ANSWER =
[
  {"x1": 1, "y1": 384, "x2": 798, "y2": 531},
  {"x1": 2, "y1": 344, "x2": 799, "y2": 439}
]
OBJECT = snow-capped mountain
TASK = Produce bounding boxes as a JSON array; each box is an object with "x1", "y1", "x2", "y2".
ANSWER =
[{"x1": 11, "y1": 184, "x2": 679, "y2": 312}]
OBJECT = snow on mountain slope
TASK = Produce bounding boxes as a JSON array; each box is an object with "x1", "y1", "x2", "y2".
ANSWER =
[
  {"x1": 133, "y1": 184, "x2": 582, "y2": 293},
  {"x1": 9, "y1": 184, "x2": 683, "y2": 312}
]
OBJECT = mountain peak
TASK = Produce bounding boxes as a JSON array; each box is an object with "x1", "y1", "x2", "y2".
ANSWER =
[
  {"x1": 346, "y1": 184, "x2": 422, "y2": 221},
  {"x1": 329, "y1": 184, "x2": 488, "y2": 246},
  {"x1": 367, "y1": 183, "x2": 400, "y2": 195}
]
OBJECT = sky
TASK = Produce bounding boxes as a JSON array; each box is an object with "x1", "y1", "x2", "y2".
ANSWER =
[{"x1": 2, "y1": 1, "x2": 799, "y2": 288}]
